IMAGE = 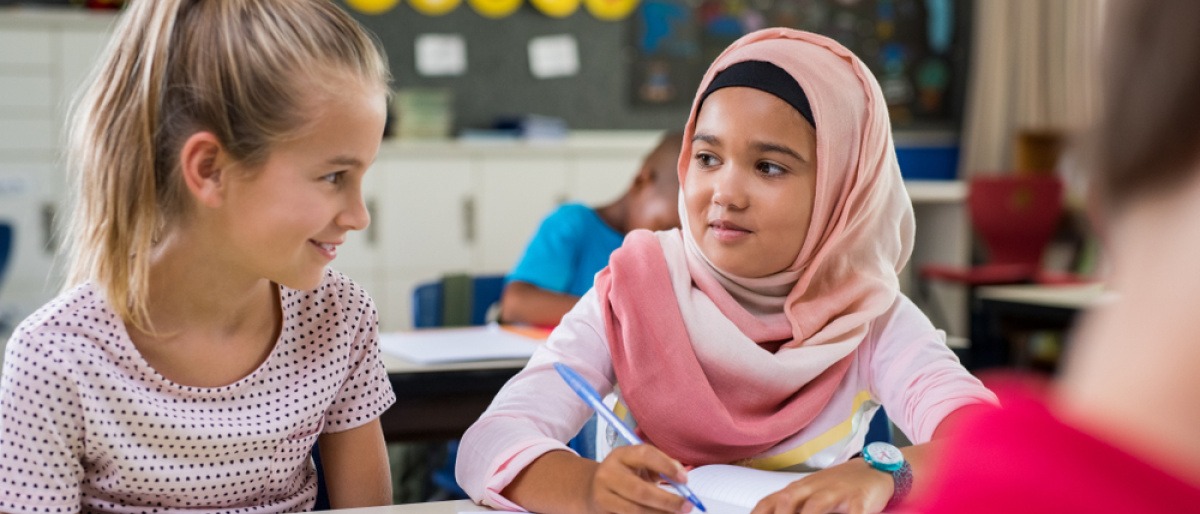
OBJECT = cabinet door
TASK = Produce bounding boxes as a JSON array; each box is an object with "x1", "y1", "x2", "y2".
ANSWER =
[
  {"x1": 0, "y1": 25, "x2": 54, "y2": 154},
  {"x1": 568, "y1": 154, "x2": 643, "y2": 205},
  {"x1": 57, "y1": 27, "x2": 115, "y2": 127},
  {"x1": 375, "y1": 156, "x2": 474, "y2": 272},
  {"x1": 477, "y1": 156, "x2": 569, "y2": 273},
  {"x1": 0, "y1": 161, "x2": 62, "y2": 326}
]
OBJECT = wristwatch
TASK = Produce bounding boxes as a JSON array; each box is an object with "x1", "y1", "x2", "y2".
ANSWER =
[{"x1": 854, "y1": 441, "x2": 913, "y2": 509}]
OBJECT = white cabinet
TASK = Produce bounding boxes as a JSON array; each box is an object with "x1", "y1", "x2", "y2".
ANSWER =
[
  {"x1": 375, "y1": 156, "x2": 474, "y2": 331},
  {"x1": 344, "y1": 138, "x2": 656, "y2": 331},
  {"x1": 476, "y1": 156, "x2": 569, "y2": 272},
  {"x1": 569, "y1": 154, "x2": 643, "y2": 205}
]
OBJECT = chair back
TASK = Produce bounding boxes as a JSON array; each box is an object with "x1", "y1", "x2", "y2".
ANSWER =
[
  {"x1": 0, "y1": 224, "x2": 11, "y2": 289},
  {"x1": 412, "y1": 281, "x2": 443, "y2": 329},
  {"x1": 412, "y1": 273, "x2": 506, "y2": 328},
  {"x1": 967, "y1": 176, "x2": 1063, "y2": 267},
  {"x1": 0, "y1": 223, "x2": 12, "y2": 290}
]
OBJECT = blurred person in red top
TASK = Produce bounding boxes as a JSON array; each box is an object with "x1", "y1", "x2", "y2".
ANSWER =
[{"x1": 910, "y1": 0, "x2": 1200, "y2": 511}]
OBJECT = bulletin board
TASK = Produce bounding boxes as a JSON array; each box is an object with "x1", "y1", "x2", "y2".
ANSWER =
[
  {"x1": 340, "y1": 0, "x2": 971, "y2": 131},
  {"x1": 630, "y1": 0, "x2": 972, "y2": 129}
]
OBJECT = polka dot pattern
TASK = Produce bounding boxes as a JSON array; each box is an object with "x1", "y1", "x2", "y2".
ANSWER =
[{"x1": 0, "y1": 269, "x2": 396, "y2": 513}]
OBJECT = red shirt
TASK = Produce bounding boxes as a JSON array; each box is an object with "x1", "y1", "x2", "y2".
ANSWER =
[{"x1": 907, "y1": 379, "x2": 1200, "y2": 513}]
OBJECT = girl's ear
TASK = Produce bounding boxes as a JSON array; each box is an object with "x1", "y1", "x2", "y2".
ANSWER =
[{"x1": 179, "y1": 131, "x2": 229, "y2": 208}]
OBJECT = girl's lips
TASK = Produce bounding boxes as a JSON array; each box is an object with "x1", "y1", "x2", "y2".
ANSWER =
[
  {"x1": 310, "y1": 240, "x2": 338, "y2": 260},
  {"x1": 709, "y1": 219, "x2": 749, "y2": 232},
  {"x1": 708, "y1": 220, "x2": 751, "y2": 242}
]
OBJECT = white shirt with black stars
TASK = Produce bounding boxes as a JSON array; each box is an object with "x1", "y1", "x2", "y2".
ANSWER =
[{"x1": 0, "y1": 269, "x2": 396, "y2": 513}]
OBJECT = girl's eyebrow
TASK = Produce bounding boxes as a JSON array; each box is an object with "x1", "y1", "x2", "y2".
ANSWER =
[
  {"x1": 692, "y1": 133, "x2": 719, "y2": 146},
  {"x1": 754, "y1": 141, "x2": 807, "y2": 163},
  {"x1": 326, "y1": 155, "x2": 365, "y2": 167}
]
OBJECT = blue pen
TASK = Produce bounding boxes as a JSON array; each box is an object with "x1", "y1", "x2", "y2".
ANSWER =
[{"x1": 553, "y1": 362, "x2": 707, "y2": 512}]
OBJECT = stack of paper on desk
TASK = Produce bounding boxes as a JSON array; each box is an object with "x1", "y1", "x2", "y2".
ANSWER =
[
  {"x1": 680, "y1": 465, "x2": 809, "y2": 514},
  {"x1": 379, "y1": 325, "x2": 544, "y2": 364}
]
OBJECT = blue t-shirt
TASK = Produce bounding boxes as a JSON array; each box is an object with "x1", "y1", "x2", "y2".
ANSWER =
[{"x1": 508, "y1": 203, "x2": 624, "y2": 296}]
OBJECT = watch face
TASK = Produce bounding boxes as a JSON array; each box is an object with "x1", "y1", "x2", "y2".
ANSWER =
[{"x1": 865, "y1": 442, "x2": 904, "y2": 467}]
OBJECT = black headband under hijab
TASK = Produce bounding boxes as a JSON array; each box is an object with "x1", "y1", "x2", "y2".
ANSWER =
[{"x1": 698, "y1": 60, "x2": 816, "y2": 130}]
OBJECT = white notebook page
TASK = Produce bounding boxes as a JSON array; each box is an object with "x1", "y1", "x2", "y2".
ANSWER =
[
  {"x1": 378, "y1": 325, "x2": 540, "y2": 364},
  {"x1": 684, "y1": 465, "x2": 809, "y2": 514}
]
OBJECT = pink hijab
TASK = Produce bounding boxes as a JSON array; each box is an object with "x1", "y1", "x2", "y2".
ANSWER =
[{"x1": 594, "y1": 28, "x2": 915, "y2": 466}]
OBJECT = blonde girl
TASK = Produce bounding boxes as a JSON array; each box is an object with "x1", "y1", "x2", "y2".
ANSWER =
[
  {"x1": 0, "y1": 0, "x2": 395, "y2": 511},
  {"x1": 457, "y1": 29, "x2": 996, "y2": 514}
]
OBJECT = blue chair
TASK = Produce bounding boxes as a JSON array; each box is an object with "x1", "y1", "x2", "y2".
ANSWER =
[
  {"x1": 865, "y1": 407, "x2": 893, "y2": 445},
  {"x1": 313, "y1": 443, "x2": 330, "y2": 510},
  {"x1": 412, "y1": 274, "x2": 505, "y2": 329},
  {"x1": 0, "y1": 223, "x2": 12, "y2": 335},
  {"x1": 0, "y1": 223, "x2": 11, "y2": 289}
]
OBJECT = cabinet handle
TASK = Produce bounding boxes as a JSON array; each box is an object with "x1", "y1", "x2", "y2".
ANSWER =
[
  {"x1": 462, "y1": 196, "x2": 476, "y2": 244},
  {"x1": 41, "y1": 202, "x2": 56, "y2": 254},
  {"x1": 365, "y1": 198, "x2": 378, "y2": 246}
]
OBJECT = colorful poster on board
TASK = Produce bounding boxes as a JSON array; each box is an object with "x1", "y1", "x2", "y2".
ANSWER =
[
  {"x1": 530, "y1": 0, "x2": 581, "y2": 18},
  {"x1": 468, "y1": 0, "x2": 523, "y2": 18},
  {"x1": 409, "y1": 0, "x2": 462, "y2": 16},
  {"x1": 585, "y1": 0, "x2": 640, "y2": 21},
  {"x1": 630, "y1": 0, "x2": 965, "y2": 126}
]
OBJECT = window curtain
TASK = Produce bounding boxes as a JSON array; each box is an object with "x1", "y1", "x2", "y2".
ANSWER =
[{"x1": 959, "y1": 0, "x2": 1107, "y2": 177}]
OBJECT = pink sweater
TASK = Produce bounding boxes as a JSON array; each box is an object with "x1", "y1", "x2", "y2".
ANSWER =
[
  {"x1": 456, "y1": 290, "x2": 996, "y2": 510},
  {"x1": 0, "y1": 269, "x2": 395, "y2": 513}
]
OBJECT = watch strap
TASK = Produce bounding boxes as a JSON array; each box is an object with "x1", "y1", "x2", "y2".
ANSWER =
[{"x1": 886, "y1": 460, "x2": 913, "y2": 509}]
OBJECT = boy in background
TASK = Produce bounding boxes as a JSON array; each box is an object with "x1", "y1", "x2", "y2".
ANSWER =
[{"x1": 500, "y1": 131, "x2": 684, "y2": 327}]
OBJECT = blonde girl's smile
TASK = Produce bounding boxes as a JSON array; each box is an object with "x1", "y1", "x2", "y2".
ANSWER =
[{"x1": 310, "y1": 239, "x2": 342, "y2": 260}]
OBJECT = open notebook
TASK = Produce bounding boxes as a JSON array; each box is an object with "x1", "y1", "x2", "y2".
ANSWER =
[
  {"x1": 379, "y1": 324, "x2": 546, "y2": 364},
  {"x1": 678, "y1": 465, "x2": 809, "y2": 514}
]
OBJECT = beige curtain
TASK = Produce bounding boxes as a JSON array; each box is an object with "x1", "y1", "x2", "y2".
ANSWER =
[{"x1": 959, "y1": 0, "x2": 1107, "y2": 177}]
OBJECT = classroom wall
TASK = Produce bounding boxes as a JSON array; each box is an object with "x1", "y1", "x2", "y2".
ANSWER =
[{"x1": 344, "y1": 2, "x2": 688, "y2": 132}]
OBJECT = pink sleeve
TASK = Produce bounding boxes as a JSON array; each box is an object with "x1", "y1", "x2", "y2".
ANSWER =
[
  {"x1": 867, "y1": 295, "x2": 998, "y2": 444},
  {"x1": 456, "y1": 290, "x2": 614, "y2": 510}
]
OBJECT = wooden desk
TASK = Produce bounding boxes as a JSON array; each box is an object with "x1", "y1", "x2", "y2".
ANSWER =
[
  {"x1": 380, "y1": 354, "x2": 528, "y2": 442},
  {"x1": 973, "y1": 283, "x2": 1109, "y2": 372}
]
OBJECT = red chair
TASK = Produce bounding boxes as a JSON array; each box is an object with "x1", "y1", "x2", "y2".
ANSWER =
[
  {"x1": 919, "y1": 175, "x2": 1090, "y2": 370},
  {"x1": 921, "y1": 175, "x2": 1076, "y2": 286}
]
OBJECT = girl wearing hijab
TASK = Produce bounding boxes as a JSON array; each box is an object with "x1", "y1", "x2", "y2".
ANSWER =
[{"x1": 456, "y1": 28, "x2": 995, "y2": 514}]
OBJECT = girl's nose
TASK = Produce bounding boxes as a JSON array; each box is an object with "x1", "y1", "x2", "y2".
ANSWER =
[
  {"x1": 710, "y1": 166, "x2": 748, "y2": 209},
  {"x1": 339, "y1": 193, "x2": 371, "y2": 231}
]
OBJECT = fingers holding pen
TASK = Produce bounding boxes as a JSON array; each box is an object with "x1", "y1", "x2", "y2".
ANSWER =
[{"x1": 589, "y1": 445, "x2": 692, "y2": 514}]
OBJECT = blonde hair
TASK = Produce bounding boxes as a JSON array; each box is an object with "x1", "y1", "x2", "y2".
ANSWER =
[{"x1": 63, "y1": 0, "x2": 390, "y2": 333}]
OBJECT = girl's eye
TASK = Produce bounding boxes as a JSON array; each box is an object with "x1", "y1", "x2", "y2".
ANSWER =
[
  {"x1": 695, "y1": 153, "x2": 719, "y2": 167},
  {"x1": 321, "y1": 172, "x2": 346, "y2": 185},
  {"x1": 757, "y1": 162, "x2": 787, "y2": 177}
]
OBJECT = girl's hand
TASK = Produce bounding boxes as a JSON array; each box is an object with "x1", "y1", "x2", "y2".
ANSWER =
[
  {"x1": 749, "y1": 459, "x2": 892, "y2": 514},
  {"x1": 587, "y1": 444, "x2": 693, "y2": 514}
]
